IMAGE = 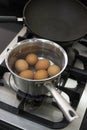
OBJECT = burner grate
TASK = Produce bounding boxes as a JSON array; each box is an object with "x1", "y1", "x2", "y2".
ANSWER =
[
  {"x1": 0, "y1": 28, "x2": 87, "y2": 129},
  {"x1": 0, "y1": 95, "x2": 69, "y2": 129}
]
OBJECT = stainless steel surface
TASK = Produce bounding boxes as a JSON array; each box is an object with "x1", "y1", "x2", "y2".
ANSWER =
[
  {"x1": 0, "y1": 27, "x2": 87, "y2": 130},
  {"x1": 3, "y1": 71, "x2": 78, "y2": 122},
  {"x1": 5, "y1": 38, "x2": 68, "y2": 95},
  {"x1": 44, "y1": 81, "x2": 78, "y2": 122},
  {"x1": 3, "y1": 72, "x2": 18, "y2": 92},
  {"x1": 5, "y1": 37, "x2": 77, "y2": 122},
  {"x1": 0, "y1": 26, "x2": 27, "y2": 64},
  {"x1": 0, "y1": 80, "x2": 87, "y2": 130}
]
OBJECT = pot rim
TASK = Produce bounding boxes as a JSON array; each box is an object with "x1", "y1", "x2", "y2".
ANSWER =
[{"x1": 5, "y1": 38, "x2": 68, "y2": 82}]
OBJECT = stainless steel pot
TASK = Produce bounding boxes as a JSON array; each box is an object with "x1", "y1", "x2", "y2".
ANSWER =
[{"x1": 5, "y1": 38, "x2": 78, "y2": 122}]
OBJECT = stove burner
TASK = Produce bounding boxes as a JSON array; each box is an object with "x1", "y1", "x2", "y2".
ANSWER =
[
  {"x1": 0, "y1": 26, "x2": 87, "y2": 130},
  {"x1": 1, "y1": 66, "x2": 86, "y2": 129},
  {"x1": 17, "y1": 90, "x2": 45, "y2": 111}
]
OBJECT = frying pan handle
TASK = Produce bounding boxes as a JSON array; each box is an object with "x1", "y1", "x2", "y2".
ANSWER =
[
  {"x1": 0, "y1": 16, "x2": 23, "y2": 22},
  {"x1": 44, "y1": 81, "x2": 78, "y2": 122}
]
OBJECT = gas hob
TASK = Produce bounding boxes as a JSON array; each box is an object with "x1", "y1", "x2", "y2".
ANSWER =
[{"x1": 0, "y1": 26, "x2": 87, "y2": 130}]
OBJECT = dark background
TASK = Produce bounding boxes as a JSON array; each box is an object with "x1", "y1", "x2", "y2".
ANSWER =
[
  {"x1": 0, "y1": 0, "x2": 87, "y2": 16},
  {"x1": 0, "y1": 0, "x2": 29, "y2": 16},
  {"x1": 0, "y1": 0, "x2": 29, "y2": 54}
]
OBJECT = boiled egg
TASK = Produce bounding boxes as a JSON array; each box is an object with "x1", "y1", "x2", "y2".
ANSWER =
[
  {"x1": 48, "y1": 64, "x2": 61, "y2": 76},
  {"x1": 34, "y1": 69, "x2": 48, "y2": 80},
  {"x1": 35, "y1": 58, "x2": 50, "y2": 70},
  {"x1": 15, "y1": 59, "x2": 29, "y2": 72},
  {"x1": 26, "y1": 53, "x2": 38, "y2": 65},
  {"x1": 19, "y1": 70, "x2": 34, "y2": 79}
]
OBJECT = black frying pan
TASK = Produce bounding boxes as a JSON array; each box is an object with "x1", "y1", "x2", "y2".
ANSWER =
[
  {"x1": 23, "y1": 0, "x2": 87, "y2": 42},
  {"x1": 1, "y1": 0, "x2": 87, "y2": 43}
]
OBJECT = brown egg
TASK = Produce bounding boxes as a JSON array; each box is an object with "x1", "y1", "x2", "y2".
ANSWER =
[
  {"x1": 26, "y1": 53, "x2": 38, "y2": 65},
  {"x1": 34, "y1": 70, "x2": 48, "y2": 80},
  {"x1": 19, "y1": 70, "x2": 34, "y2": 79},
  {"x1": 48, "y1": 64, "x2": 61, "y2": 76},
  {"x1": 15, "y1": 59, "x2": 29, "y2": 72},
  {"x1": 35, "y1": 58, "x2": 50, "y2": 70}
]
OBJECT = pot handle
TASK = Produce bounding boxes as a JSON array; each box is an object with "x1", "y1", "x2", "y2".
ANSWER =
[
  {"x1": 44, "y1": 81, "x2": 78, "y2": 122},
  {"x1": 0, "y1": 16, "x2": 23, "y2": 22}
]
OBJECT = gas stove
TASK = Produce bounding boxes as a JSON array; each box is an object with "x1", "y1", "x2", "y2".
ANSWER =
[{"x1": 0, "y1": 26, "x2": 87, "y2": 130}]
